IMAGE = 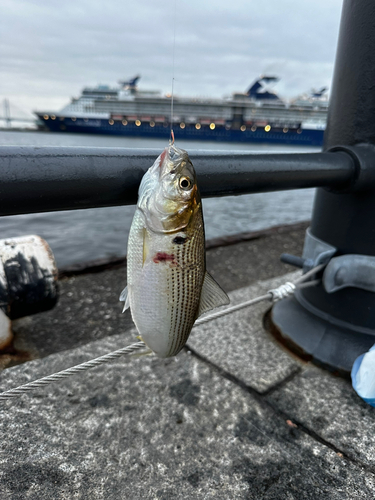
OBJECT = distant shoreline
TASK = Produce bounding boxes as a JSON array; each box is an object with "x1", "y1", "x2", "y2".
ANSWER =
[{"x1": 0, "y1": 127, "x2": 38, "y2": 132}]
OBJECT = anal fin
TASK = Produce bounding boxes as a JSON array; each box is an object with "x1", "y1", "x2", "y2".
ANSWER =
[{"x1": 198, "y1": 272, "x2": 230, "y2": 317}]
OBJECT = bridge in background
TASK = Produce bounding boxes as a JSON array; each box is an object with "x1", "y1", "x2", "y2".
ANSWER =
[{"x1": 0, "y1": 99, "x2": 36, "y2": 127}]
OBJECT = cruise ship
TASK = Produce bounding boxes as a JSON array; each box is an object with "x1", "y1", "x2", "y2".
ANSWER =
[{"x1": 35, "y1": 76, "x2": 328, "y2": 146}]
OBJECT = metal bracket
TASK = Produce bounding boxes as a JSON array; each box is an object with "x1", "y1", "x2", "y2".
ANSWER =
[
  {"x1": 283, "y1": 231, "x2": 375, "y2": 294},
  {"x1": 323, "y1": 254, "x2": 375, "y2": 293},
  {"x1": 301, "y1": 228, "x2": 337, "y2": 271}
]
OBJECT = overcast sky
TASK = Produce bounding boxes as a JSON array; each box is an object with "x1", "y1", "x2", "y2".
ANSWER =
[{"x1": 1, "y1": 0, "x2": 343, "y2": 118}]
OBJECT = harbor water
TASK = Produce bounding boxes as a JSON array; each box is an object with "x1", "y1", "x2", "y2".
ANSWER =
[{"x1": 0, "y1": 130, "x2": 318, "y2": 268}]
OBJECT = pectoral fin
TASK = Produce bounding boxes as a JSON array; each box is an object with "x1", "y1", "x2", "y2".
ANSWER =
[
  {"x1": 198, "y1": 272, "x2": 230, "y2": 317},
  {"x1": 119, "y1": 286, "x2": 130, "y2": 312}
]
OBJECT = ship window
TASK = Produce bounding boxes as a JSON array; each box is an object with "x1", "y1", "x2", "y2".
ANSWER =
[
  {"x1": 84, "y1": 118, "x2": 88, "y2": 123},
  {"x1": 240, "y1": 125, "x2": 246, "y2": 132},
  {"x1": 150, "y1": 121, "x2": 155, "y2": 127},
  {"x1": 51, "y1": 115, "x2": 56, "y2": 120},
  {"x1": 71, "y1": 117, "x2": 76, "y2": 122},
  {"x1": 135, "y1": 120, "x2": 141, "y2": 126},
  {"x1": 195, "y1": 123, "x2": 201, "y2": 130},
  {"x1": 297, "y1": 128, "x2": 302, "y2": 134},
  {"x1": 283, "y1": 127, "x2": 288, "y2": 133},
  {"x1": 251, "y1": 125, "x2": 257, "y2": 132},
  {"x1": 122, "y1": 119, "x2": 128, "y2": 126},
  {"x1": 265, "y1": 125, "x2": 271, "y2": 132},
  {"x1": 180, "y1": 122, "x2": 185, "y2": 129},
  {"x1": 109, "y1": 119, "x2": 114, "y2": 125},
  {"x1": 209, "y1": 123, "x2": 215, "y2": 130},
  {"x1": 43, "y1": 114, "x2": 49, "y2": 120}
]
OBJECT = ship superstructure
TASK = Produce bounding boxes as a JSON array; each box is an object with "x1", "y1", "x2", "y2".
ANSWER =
[{"x1": 36, "y1": 76, "x2": 328, "y2": 146}]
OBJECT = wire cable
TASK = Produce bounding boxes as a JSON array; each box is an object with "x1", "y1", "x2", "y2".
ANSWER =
[{"x1": 0, "y1": 342, "x2": 146, "y2": 401}]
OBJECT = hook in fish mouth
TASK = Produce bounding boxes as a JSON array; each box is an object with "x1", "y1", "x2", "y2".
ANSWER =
[{"x1": 169, "y1": 129, "x2": 175, "y2": 146}]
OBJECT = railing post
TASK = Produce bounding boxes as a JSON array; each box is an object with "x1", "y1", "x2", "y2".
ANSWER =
[{"x1": 272, "y1": 0, "x2": 375, "y2": 371}]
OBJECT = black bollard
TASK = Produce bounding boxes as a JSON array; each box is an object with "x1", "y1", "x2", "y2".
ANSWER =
[{"x1": 272, "y1": 0, "x2": 375, "y2": 371}]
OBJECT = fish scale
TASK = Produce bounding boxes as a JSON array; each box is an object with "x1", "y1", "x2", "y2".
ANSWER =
[
  {"x1": 166, "y1": 209, "x2": 205, "y2": 355},
  {"x1": 127, "y1": 211, "x2": 204, "y2": 357}
]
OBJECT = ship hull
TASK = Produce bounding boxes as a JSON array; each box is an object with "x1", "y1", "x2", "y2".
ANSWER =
[{"x1": 37, "y1": 115, "x2": 324, "y2": 147}]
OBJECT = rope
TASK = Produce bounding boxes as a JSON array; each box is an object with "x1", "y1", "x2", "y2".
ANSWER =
[
  {"x1": 268, "y1": 281, "x2": 296, "y2": 301},
  {"x1": 293, "y1": 263, "x2": 325, "y2": 285},
  {"x1": 195, "y1": 293, "x2": 270, "y2": 327},
  {"x1": 195, "y1": 278, "x2": 320, "y2": 327},
  {"x1": 0, "y1": 267, "x2": 323, "y2": 402}
]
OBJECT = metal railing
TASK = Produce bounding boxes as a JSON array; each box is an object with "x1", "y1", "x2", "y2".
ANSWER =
[{"x1": 0, "y1": 146, "x2": 358, "y2": 216}]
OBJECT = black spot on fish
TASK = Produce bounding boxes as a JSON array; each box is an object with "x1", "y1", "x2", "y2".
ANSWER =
[{"x1": 173, "y1": 236, "x2": 187, "y2": 245}]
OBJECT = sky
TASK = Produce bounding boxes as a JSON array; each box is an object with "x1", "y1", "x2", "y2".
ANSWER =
[{"x1": 1, "y1": 0, "x2": 343, "y2": 119}]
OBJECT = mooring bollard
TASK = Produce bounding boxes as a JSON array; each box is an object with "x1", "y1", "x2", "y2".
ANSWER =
[
  {"x1": 0, "y1": 235, "x2": 58, "y2": 350},
  {"x1": 272, "y1": 0, "x2": 375, "y2": 372},
  {"x1": 0, "y1": 235, "x2": 58, "y2": 320}
]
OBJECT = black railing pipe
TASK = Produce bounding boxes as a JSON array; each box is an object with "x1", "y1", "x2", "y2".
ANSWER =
[{"x1": 0, "y1": 146, "x2": 355, "y2": 216}]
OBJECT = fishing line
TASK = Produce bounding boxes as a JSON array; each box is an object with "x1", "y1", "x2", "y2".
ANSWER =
[
  {"x1": 170, "y1": 0, "x2": 177, "y2": 144},
  {"x1": 0, "y1": 269, "x2": 323, "y2": 402}
]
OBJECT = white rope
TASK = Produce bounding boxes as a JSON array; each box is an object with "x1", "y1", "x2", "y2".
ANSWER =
[
  {"x1": 195, "y1": 292, "x2": 271, "y2": 327},
  {"x1": 293, "y1": 263, "x2": 326, "y2": 285},
  {"x1": 0, "y1": 267, "x2": 323, "y2": 402},
  {"x1": 268, "y1": 281, "x2": 296, "y2": 301},
  {"x1": 195, "y1": 278, "x2": 320, "y2": 327}
]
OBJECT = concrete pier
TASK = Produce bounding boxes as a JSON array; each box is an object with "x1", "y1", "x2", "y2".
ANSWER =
[{"x1": 0, "y1": 222, "x2": 374, "y2": 499}]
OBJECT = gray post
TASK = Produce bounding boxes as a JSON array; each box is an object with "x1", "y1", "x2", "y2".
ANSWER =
[{"x1": 272, "y1": 0, "x2": 375, "y2": 371}]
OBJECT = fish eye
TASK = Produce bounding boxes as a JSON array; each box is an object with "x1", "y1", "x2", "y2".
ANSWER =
[{"x1": 179, "y1": 176, "x2": 192, "y2": 190}]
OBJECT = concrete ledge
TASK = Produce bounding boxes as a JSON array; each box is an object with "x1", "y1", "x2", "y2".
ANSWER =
[{"x1": 0, "y1": 271, "x2": 374, "y2": 498}]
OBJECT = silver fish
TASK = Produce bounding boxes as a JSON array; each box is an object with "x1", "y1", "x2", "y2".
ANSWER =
[{"x1": 120, "y1": 144, "x2": 229, "y2": 358}]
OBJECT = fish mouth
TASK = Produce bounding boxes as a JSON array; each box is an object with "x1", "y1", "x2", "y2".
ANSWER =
[
  {"x1": 157, "y1": 145, "x2": 191, "y2": 177},
  {"x1": 168, "y1": 144, "x2": 190, "y2": 168}
]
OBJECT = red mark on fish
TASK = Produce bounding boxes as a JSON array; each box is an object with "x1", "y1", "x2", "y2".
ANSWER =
[{"x1": 153, "y1": 252, "x2": 175, "y2": 264}]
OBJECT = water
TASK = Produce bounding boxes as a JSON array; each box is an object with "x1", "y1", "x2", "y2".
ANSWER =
[{"x1": 0, "y1": 130, "x2": 318, "y2": 267}]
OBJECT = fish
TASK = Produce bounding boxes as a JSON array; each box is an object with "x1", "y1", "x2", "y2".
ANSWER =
[{"x1": 120, "y1": 143, "x2": 229, "y2": 358}]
